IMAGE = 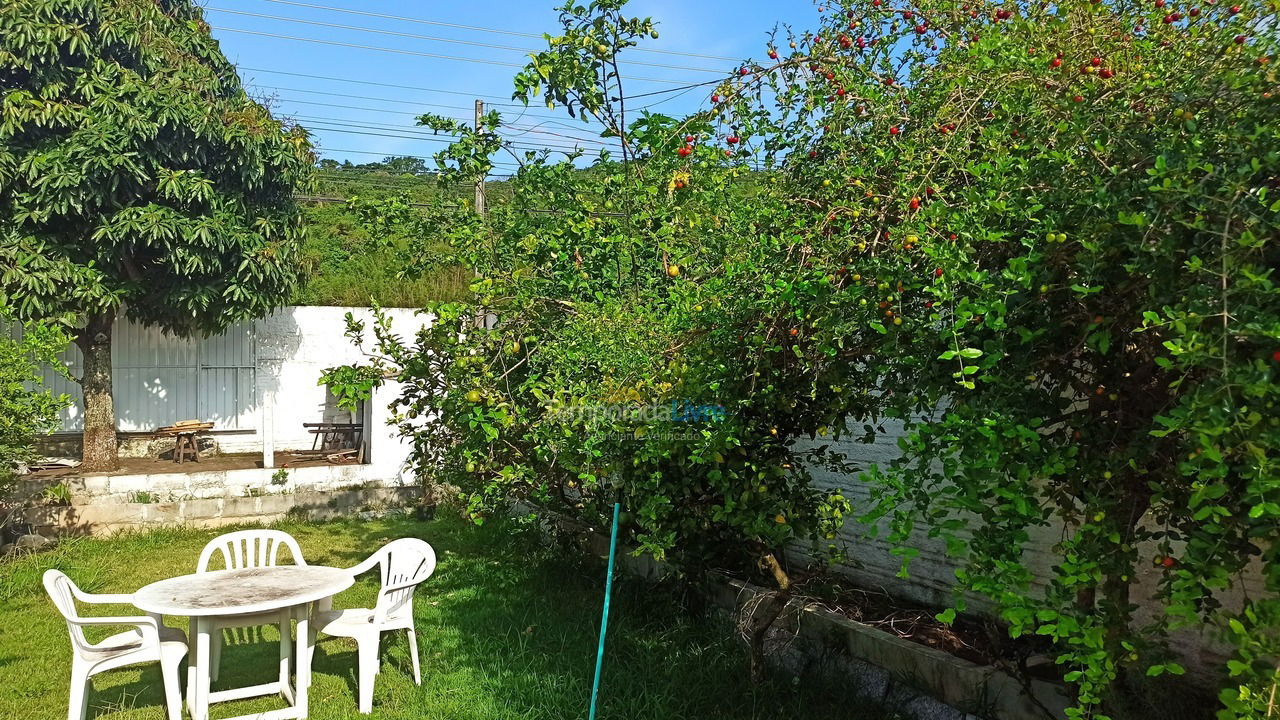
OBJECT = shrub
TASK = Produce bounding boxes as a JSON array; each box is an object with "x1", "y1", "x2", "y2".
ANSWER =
[{"x1": 346, "y1": 0, "x2": 1279, "y2": 714}]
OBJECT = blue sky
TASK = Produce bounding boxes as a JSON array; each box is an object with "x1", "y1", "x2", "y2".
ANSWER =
[{"x1": 203, "y1": 0, "x2": 821, "y2": 170}]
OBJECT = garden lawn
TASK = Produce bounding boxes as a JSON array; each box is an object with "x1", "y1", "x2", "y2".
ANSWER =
[{"x1": 0, "y1": 512, "x2": 888, "y2": 720}]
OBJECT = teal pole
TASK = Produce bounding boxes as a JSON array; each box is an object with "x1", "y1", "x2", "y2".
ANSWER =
[{"x1": 587, "y1": 502, "x2": 621, "y2": 720}]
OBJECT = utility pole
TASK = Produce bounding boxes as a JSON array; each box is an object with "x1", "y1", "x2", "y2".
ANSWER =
[{"x1": 474, "y1": 98, "x2": 486, "y2": 216}]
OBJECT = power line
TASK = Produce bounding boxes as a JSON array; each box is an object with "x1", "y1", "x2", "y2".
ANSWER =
[
  {"x1": 216, "y1": 27, "x2": 712, "y2": 85},
  {"x1": 208, "y1": 7, "x2": 727, "y2": 74},
  {"x1": 239, "y1": 66, "x2": 515, "y2": 101},
  {"x1": 301, "y1": 120, "x2": 613, "y2": 154},
  {"x1": 295, "y1": 113, "x2": 619, "y2": 149},
  {"x1": 312, "y1": 146, "x2": 523, "y2": 169},
  {"x1": 240, "y1": 0, "x2": 742, "y2": 62},
  {"x1": 249, "y1": 85, "x2": 606, "y2": 126}
]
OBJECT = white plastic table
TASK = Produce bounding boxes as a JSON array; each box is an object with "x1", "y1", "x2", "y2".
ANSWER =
[{"x1": 133, "y1": 565, "x2": 354, "y2": 720}]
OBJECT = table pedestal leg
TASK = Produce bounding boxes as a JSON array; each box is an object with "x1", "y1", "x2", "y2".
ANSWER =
[
  {"x1": 186, "y1": 617, "x2": 197, "y2": 716},
  {"x1": 194, "y1": 617, "x2": 212, "y2": 720},
  {"x1": 279, "y1": 609, "x2": 294, "y2": 702},
  {"x1": 296, "y1": 607, "x2": 312, "y2": 717}
]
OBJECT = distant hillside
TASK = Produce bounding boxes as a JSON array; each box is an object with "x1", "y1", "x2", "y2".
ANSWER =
[{"x1": 293, "y1": 157, "x2": 479, "y2": 308}]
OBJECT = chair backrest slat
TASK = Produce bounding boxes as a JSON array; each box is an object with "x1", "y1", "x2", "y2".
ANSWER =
[{"x1": 197, "y1": 529, "x2": 305, "y2": 573}]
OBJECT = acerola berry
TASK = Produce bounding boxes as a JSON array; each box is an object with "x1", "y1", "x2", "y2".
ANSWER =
[
  {"x1": 789, "y1": 327, "x2": 798, "y2": 337},
  {"x1": 1229, "y1": 4, "x2": 1241, "y2": 12},
  {"x1": 726, "y1": 135, "x2": 739, "y2": 144},
  {"x1": 739, "y1": 67, "x2": 750, "y2": 76},
  {"x1": 1162, "y1": 556, "x2": 1176, "y2": 568},
  {"x1": 677, "y1": 146, "x2": 691, "y2": 157},
  {"x1": 711, "y1": 94, "x2": 720, "y2": 103},
  {"x1": 909, "y1": 196, "x2": 921, "y2": 210},
  {"x1": 1091, "y1": 56, "x2": 1102, "y2": 66},
  {"x1": 916, "y1": 24, "x2": 927, "y2": 33},
  {"x1": 685, "y1": 135, "x2": 695, "y2": 143},
  {"x1": 1100, "y1": 68, "x2": 1115, "y2": 78},
  {"x1": 935, "y1": 268, "x2": 944, "y2": 277},
  {"x1": 889, "y1": 126, "x2": 901, "y2": 135},
  {"x1": 1235, "y1": 34, "x2": 1247, "y2": 43},
  {"x1": 768, "y1": 50, "x2": 778, "y2": 59},
  {"x1": 1051, "y1": 57, "x2": 1063, "y2": 67},
  {"x1": 809, "y1": 150, "x2": 818, "y2": 158},
  {"x1": 1073, "y1": 95, "x2": 1084, "y2": 103},
  {"x1": 1155, "y1": 0, "x2": 1165, "y2": 6},
  {"x1": 1189, "y1": 6, "x2": 1200, "y2": 14},
  {"x1": 1272, "y1": 349, "x2": 1280, "y2": 362},
  {"x1": 903, "y1": 10, "x2": 914, "y2": 18}
]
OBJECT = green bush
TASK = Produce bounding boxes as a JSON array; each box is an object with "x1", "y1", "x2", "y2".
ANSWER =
[{"x1": 344, "y1": 0, "x2": 1280, "y2": 715}]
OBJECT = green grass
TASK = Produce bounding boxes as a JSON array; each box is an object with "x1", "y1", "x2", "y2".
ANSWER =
[{"x1": 0, "y1": 513, "x2": 889, "y2": 719}]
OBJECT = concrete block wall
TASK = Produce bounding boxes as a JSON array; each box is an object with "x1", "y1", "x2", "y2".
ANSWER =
[{"x1": 796, "y1": 418, "x2": 1260, "y2": 678}]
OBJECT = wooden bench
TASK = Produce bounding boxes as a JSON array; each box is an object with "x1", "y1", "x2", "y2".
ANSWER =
[{"x1": 280, "y1": 422, "x2": 365, "y2": 466}]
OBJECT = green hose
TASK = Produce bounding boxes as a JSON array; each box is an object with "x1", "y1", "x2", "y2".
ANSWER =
[{"x1": 587, "y1": 502, "x2": 621, "y2": 720}]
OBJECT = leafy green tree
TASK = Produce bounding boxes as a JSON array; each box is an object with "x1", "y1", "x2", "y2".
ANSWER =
[
  {"x1": 0, "y1": 0, "x2": 314, "y2": 469},
  {"x1": 0, "y1": 307, "x2": 70, "y2": 492}
]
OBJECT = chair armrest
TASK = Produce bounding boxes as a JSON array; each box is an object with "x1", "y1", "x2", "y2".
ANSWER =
[
  {"x1": 68, "y1": 586, "x2": 136, "y2": 605},
  {"x1": 73, "y1": 614, "x2": 160, "y2": 629},
  {"x1": 346, "y1": 554, "x2": 383, "y2": 577}
]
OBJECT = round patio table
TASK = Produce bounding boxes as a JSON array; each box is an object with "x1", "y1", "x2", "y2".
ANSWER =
[{"x1": 133, "y1": 565, "x2": 353, "y2": 720}]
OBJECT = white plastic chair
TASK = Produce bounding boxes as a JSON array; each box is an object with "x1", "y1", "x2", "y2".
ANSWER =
[
  {"x1": 43, "y1": 569, "x2": 187, "y2": 720},
  {"x1": 313, "y1": 538, "x2": 437, "y2": 713},
  {"x1": 196, "y1": 529, "x2": 306, "y2": 682}
]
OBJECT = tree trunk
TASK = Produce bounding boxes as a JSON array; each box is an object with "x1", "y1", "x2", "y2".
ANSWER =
[
  {"x1": 747, "y1": 551, "x2": 793, "y2": 683},
  {"x1": 75, "y1": 311, "x2": 118, "y2": 471}
]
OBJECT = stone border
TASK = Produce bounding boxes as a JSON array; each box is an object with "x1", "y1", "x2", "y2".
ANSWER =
[
  {"x1": 541, "y1": 505, "x2": 1068, "y2": 720},
  {"x1": 22, "y1": 486, "x2": 418, "y2": 535}
]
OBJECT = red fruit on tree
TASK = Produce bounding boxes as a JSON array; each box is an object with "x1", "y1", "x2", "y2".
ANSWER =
[
  {"x1": 1051, "y1": 57, "x2": 1063, "y2": 68},
  {"x1": 726, "y1": 135, "x2": 740, "y2": 144},
  {"x1": 909, "y1": 196, "x2": 921, "y2": 210},
  {"x1": 1100, "y1": 68, "x2": 1115, "y2": 78},
  {"x1": 685, "y1": 135, "x2": 695, "y2": 143},
  {"x1": 934, "y1": 268, "x2": 944, "y2": 278},
  {"x1": 889, "y1": 126, "x2": 901, "y2": 135},
  {"x1": 903, "y1": 10, "x2": 914, "y2": 19},
  {"x1": 916, "y1": 24, "x2": 927, "y2": 34},
  {"x1": 1162, "y1": 556, "x2": 1176, "y2": 568},
  {"x1": 1189, "y1": 6, "x2": 1200, "y2": 14},
  {"x1": 768, "y1": 50, "x2": 778, "y2": 59},
  {"x1": 1235, "y1": 34, "x2": 1247, "y2": 43},
  {"x1": 739, "y1": 67, "x2": 750, "y2": 76},
  {"x1": 1091, "y1": 56, "x2": 1102, "y2": 66},
  {"x1": 677, "y1": 146, "x2": 691, "y2": 157},
  {"x1": 1229, "y1": 4, "x2": 1241, "y2": 12},
  {"x1": 1073, "y1": 94, "x2": 1084, "y2": 103},
  {"x1": 809, "y1": 150, "x2": 818, "y2": 158},
  {"x1": 1272, "y1": 349, "x2": 1280, "y2": 362},
  {"x1": 711, "y1": 94, "x2": 720, "y2": 103}
]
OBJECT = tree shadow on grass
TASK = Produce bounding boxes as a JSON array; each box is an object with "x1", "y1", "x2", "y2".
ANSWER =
[{"x1": 305, "y1": 513, "x2": 890, "y2": 720}]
